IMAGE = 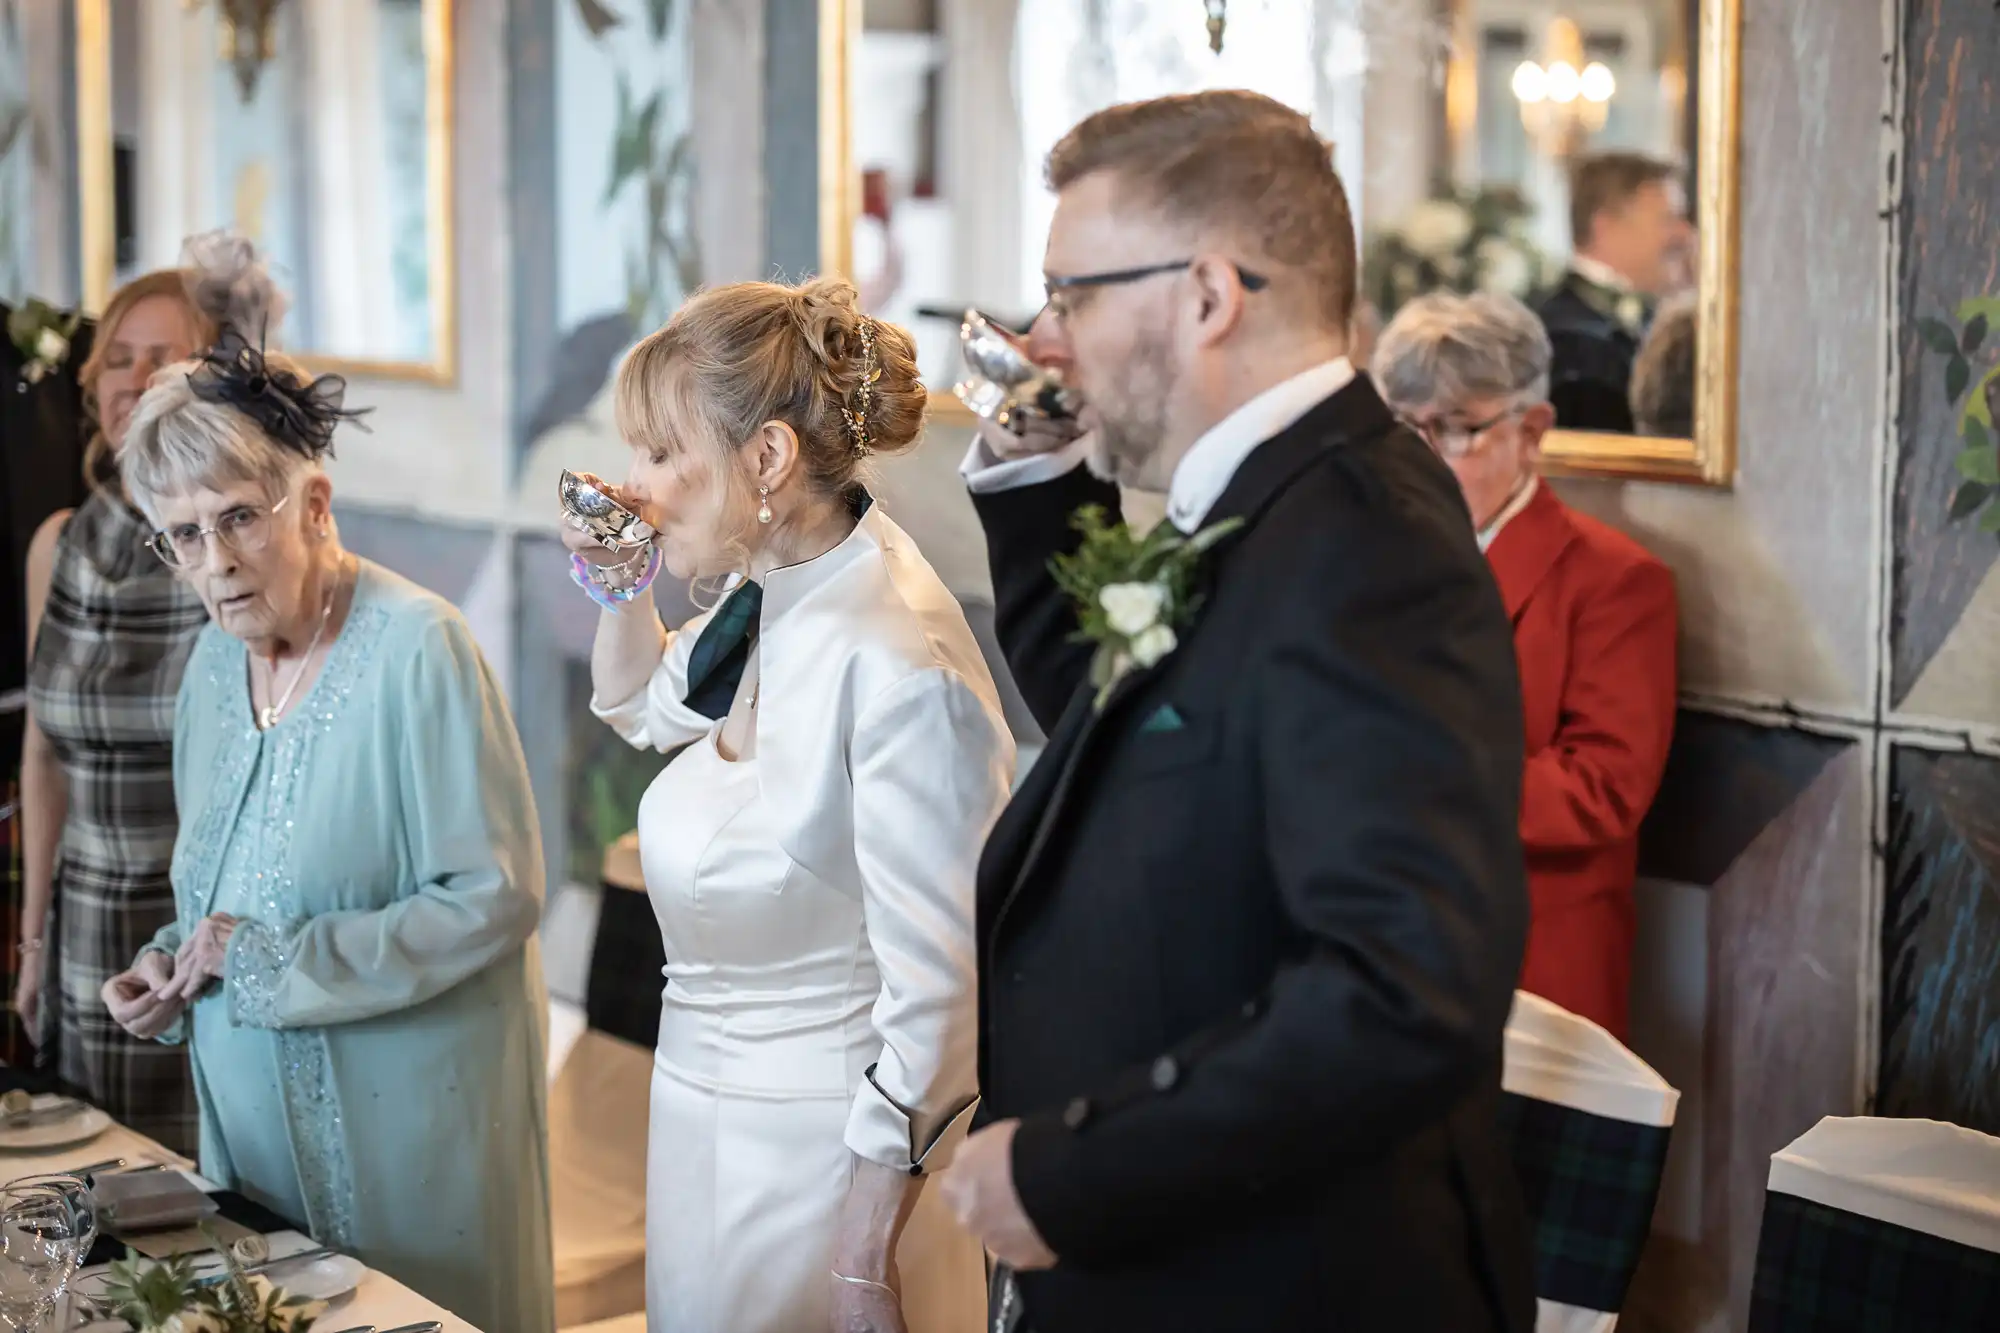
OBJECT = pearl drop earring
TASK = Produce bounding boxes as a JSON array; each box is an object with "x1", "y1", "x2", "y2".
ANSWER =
[{"x1": 757, "y1": 486, "x2": 773, "y2": 525}]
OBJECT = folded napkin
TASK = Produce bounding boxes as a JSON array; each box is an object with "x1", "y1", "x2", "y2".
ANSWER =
[{"x1": 84, "y1": 1187, "x2": 308, "y2": 1268}]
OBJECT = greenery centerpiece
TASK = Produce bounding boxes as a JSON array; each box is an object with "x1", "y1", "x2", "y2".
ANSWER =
[
  {"x1": 95, "y1": 1225, "x2": 326, "y2": 1333},
  {"x1": 1362, "y1": 187, "x2": 1558, "y2": 320}
]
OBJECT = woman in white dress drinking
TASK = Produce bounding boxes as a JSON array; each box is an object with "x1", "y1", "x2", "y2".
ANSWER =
[{"x1": 566, "y1": 277, "x2": 1014, "y2": 1333}]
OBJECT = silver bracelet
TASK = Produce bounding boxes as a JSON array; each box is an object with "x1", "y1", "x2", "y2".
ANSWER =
[{"x1": 831, "y1": 1272, "x2": 900, "y2": 1301}]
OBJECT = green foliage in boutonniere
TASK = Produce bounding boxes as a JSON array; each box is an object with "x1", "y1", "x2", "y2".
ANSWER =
[
  {"x1": 96, "y1": 1223, "x2": 325, "y2": 1333},
  {"x1": 7, "y1": 297, "x2": 83, "y2": 386},
  {"x1": 1050, "y1": 505, "x2": 1242, "y2": 709}
]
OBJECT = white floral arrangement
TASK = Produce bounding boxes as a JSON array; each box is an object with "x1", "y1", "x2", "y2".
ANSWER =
[
  {"x1": 1363, "y1": 188, "x2": 1560, "y2": 319},
  {"x1": 7, "y1": 296, "x2": 83, "y2": 386}
]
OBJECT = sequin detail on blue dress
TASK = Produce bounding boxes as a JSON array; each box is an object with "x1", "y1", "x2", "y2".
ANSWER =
[{"x1": 180, "y1": 605, "x2": 387, "y2": 1249}]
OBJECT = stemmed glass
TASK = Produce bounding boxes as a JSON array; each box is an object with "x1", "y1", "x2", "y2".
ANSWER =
[{"x1": 0, "y1": 1176, "x2": 96, "y2": 1330}]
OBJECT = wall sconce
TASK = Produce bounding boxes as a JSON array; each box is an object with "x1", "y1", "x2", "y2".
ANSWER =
[
  {"x1": 184, "y1": 0, "x2": 286, "y2": 103},
  {"x1": 1508, "y1": 18, "x2": 1613, "y2": 156}
]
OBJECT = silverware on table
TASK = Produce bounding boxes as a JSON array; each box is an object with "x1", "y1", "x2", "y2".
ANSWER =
[
  {"x1": 316, "y1": 1326, "x2": 376, "y2": 1333},
  {"x1": 62, "y1": 1156, "x2": 126, "y2": 1178},
  {"x1": 379, "y1": 1323, "x2": 443, "y2": 1333},
  {"x1": 191, "y1": 1245, "x2": 337, "y2": 1286}
]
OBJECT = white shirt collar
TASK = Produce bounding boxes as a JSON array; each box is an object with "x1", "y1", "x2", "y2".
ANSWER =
[
  {"x1": 1477, "y1": 475, "x2": 1539, "y2": 552},
  {"x1": 1570, "y1": 254, "x2": 1636, "y2": 295},
  {"x1": 1165, "y1": 358, "x2": 1356, "y2": 533}
]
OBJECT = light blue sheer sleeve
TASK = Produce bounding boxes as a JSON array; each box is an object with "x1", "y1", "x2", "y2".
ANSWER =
[{"x1": 223, "y1": 612, "x2": 543, "y2": 1029}]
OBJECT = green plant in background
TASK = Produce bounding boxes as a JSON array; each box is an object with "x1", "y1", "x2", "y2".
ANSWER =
[
  {"x1": 1928, "y1": 297, "x2": 2000, "y2": 532},
  {"x1": 605, "y1": 69, "x2": 700, "y2": 327},
  {"x1": 564, "y1": 661, "x2": 666, "y2": 885},
  {"x1": 589, "y1": 0, "x2": 700, "y2": 328},
  {"x1": 1362, "y1": 186, "x2": 1558, "y2": 320}
]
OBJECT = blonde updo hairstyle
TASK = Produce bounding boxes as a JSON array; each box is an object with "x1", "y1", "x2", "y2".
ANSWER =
[{"x1": 613, "y1": 276, "x2": 926, "y2": 570}]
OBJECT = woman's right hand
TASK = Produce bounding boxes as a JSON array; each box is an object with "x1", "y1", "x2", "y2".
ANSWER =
[
  {"x1": 12, "y1": 947, "x2": 45, "y2": 1043},
  {"x1": 101, "y1": 950, "x2": 184, "y2": 1039},
  {"x1": 559, "y1": 474, "x2": 645, "y2": 568}
]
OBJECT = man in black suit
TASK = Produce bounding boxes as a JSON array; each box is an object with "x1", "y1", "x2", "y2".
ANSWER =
[
  {"x1": 935, "y1": 91, "x2": 1535, "y2": 1333},
  {"x1": 0, "y1": 300, "x2": 95, "y2": 1063},
  {"x1": 1534, "y1": 152, "x2": 1694, "y2": 433}
]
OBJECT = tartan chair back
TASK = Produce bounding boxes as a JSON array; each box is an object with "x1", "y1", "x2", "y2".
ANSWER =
[
  {"x1": 1498, "y1": 991, "x2": 1680, "y2": 1333},
  {"x1": 1749, "y1": 1116, "x2": 2000, "y2": 1333}
]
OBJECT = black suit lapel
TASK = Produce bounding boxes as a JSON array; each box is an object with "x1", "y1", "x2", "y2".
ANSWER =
[{"x1": 983, "y1": 375, "x2": 1403, "y2": 945}]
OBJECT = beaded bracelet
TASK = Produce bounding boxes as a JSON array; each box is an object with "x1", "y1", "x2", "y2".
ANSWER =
[{"x1": 569, "y1": 543, "x2": 663, "y2": 611}]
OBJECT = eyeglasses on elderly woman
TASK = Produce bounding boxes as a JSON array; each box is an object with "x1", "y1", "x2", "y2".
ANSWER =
[
  {"x1": 1395, "y1": 403, "x2": 1531, "y2": 460},
  {"x1": 146, "y1": 495, "x2": 288, "y2": 568}
]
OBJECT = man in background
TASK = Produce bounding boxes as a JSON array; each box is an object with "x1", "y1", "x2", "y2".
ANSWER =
[
  {"x1": 0, "y1": 299, "x2": 95, "y2": 1064},
  {"x1": 1536, "y1": 152, "x2": 1694, "y2": 434}
]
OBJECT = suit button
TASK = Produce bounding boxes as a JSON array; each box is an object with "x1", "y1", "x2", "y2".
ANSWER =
[
  {"x1": 1062, "y1": 1097, "x2": 1091, "y2": 1130},
  {"x1": 1011, "y1": 972, "x2": 1025, "y2": 984},
  {"x1": 1241, "y1": 999, "x2": 1259, "y2": 1019},
  {"x1": 1150, "y1": 1055, "x2": 1180, "y2": 1092}
]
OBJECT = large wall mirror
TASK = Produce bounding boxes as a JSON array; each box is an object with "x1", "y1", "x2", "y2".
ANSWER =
[
  {"x1": 826, "y1": 0, "x2": 1739, "y2": 485},
  {"x1": 75, "y1": 0, "x2": 457, "y2": 383}
]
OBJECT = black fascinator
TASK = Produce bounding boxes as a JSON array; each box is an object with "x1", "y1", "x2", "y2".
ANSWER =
[{"x1": 185, "y1": 330, "x2": 372, "y2": 460}]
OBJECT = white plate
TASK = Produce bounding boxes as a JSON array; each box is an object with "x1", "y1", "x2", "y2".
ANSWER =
[
  {"x1": 0, "y1": 1104, "x2": 111, "y2": 1152},
  {"x1": 263, "y1": 1253, "x2": 365, "y2": 1302}
]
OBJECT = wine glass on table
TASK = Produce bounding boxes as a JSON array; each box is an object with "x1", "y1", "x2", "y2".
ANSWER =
[{"x1": 0, "y1": 1178, "x2": 92, "y2": 1329}]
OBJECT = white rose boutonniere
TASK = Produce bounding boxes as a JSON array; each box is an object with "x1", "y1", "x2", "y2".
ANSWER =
[
  {"x1": 8, "y1": 297, "x2": 83, "y2": 387},
  {"x1": 1052, "y1": 505, "x2": 1242, "y2": 709}
]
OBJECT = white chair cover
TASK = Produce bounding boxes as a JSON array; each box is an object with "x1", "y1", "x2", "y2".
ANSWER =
[
  {"x1": 1765, "y1": 1116, "x2": 2000, "y2": 1255},
  {"x1": 1746, "y1": 1115, "x2": 2000, "y2": 1332},
  {"x1": 1501, "y1": 990, "x2": 1680, "y2": 1333}
]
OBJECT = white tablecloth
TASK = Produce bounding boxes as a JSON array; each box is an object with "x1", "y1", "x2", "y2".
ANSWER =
[{"x1": 0, "y1": 1108, "x2": 481, "y2": 1332}]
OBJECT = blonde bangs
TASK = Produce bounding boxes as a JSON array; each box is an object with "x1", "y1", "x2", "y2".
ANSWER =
[{"x1": 613, "y1": 328, "x2": 700, "y2": 458}]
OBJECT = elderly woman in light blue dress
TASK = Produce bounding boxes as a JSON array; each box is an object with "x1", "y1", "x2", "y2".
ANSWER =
[{"x1": 98, "y1": 334, "x2": 554, "y2": 1333}]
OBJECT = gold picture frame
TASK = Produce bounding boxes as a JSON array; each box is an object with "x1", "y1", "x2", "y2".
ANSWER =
[
  {"x1": 74, "y1": 0, "x2": 460, "y2": 385},
  {"x1": 1539, "y1": 0, "x2": 1741, "y2": 486},
  {"x1": 822, "y1": 0, "x2": 1741, "y2": 476}
]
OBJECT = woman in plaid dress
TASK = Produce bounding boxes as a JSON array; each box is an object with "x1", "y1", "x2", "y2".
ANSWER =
[{"x1": 15, "y1": 268, "x2": 219, "y2": 1153}]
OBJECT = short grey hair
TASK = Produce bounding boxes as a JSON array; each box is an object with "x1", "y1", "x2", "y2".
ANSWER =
[
  {"x1": 1631, "y1": 290, "x2": 1698, "y2": 437},
  {"x1": 118, "y1": 360, "x2": 320, "y2": 524},
  {"x1": 1371, "y1": 290, "x2": 1552, "y2": 413}
]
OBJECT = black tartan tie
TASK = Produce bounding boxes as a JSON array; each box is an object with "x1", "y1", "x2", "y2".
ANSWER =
[{"x1": 682, "y1": 580, "x2": 761, "y2": 719}]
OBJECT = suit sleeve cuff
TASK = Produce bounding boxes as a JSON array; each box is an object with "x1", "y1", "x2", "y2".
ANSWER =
[
  {"x1": 844, "y1": 1063, "x2": 981, "y2": 1176},
  {"x1": 959, "y1": 435, "x2": 1093, "y2": 493}
]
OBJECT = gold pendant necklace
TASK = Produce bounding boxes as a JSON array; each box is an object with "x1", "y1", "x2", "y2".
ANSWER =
[{"x1": 257, "y1": 560, "x2": 345, "y2": 730}]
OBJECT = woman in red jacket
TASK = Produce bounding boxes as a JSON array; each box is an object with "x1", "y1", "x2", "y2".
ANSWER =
[{"x1": 1373, "y1": 290, "x2": 1679, "y2": 1039}]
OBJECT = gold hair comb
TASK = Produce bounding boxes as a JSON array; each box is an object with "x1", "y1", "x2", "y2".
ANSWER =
[{"x1": 841, "y1": 318, "x2": 881, "y2": 457}]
